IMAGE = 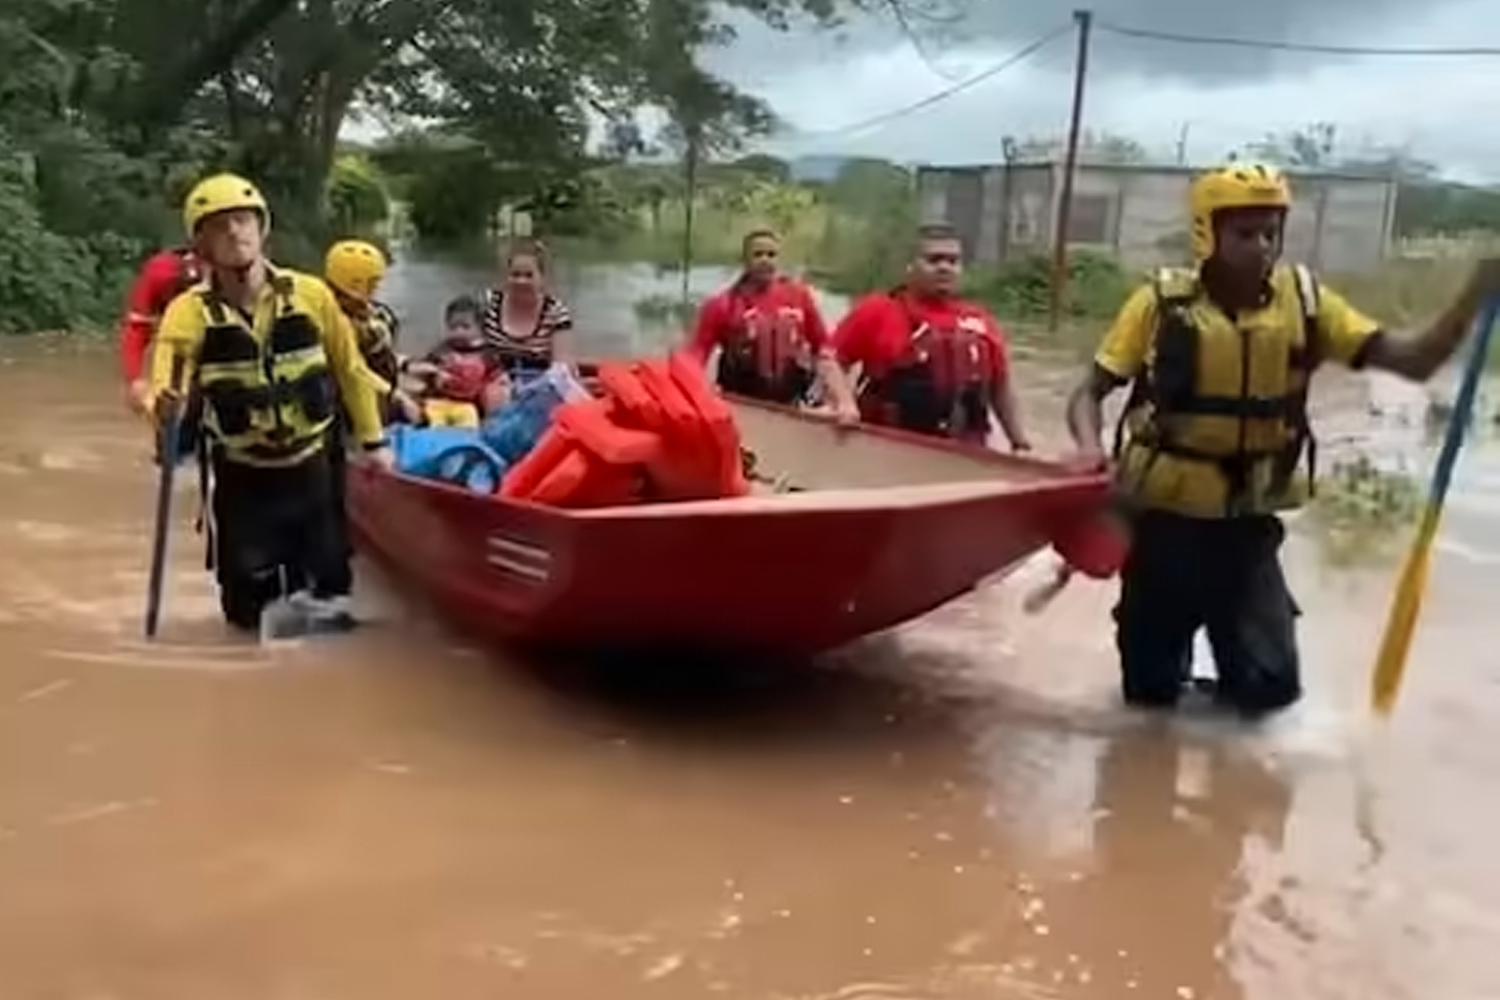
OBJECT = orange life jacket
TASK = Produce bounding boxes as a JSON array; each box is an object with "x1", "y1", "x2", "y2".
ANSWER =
[
  {"x1": 715, "y1": 278, "x2": 817, "y2": 405},
  {"x1": 860, "y1": 288, "x2": 994, "y2": 442},
  {"x1": 500, "y1": 355, "x2": 748, "y2": 508}
]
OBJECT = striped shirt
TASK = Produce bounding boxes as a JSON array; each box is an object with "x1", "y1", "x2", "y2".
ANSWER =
[{"x1": 480, "y1": 289, "x2": 572, "y2": 372}]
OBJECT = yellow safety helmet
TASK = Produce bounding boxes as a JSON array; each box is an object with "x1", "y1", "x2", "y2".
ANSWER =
[
  {"x1": 1188, "y1": 163, "x2": 1292, "y2": 262},
  {"x1": 182, "y1": 173, "x2": 270, "y2": 238},
  {"x1": 324, "y1": 239, "x2": 388, "y2": 301}
]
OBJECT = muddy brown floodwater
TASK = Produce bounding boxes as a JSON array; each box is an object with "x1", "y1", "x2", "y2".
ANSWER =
[{"x1": 4, "y1": 334, "x2": 1500, "y2": 1000}]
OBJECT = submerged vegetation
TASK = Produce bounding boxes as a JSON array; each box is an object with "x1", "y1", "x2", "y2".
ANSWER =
[{"x1": 1302, "y1": 455, "x2": 1423, "y2": 567}]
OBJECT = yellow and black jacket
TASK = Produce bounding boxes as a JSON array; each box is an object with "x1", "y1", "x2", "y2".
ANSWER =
[
  {"x1": 151, "y1": 265, "x2": 388, "y2": 468},
  {"x1": 1113, "y1": 263, "x2": 1321, "y2": 519}
]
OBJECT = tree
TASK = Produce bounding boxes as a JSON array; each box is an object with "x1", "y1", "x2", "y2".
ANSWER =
[
  {"x1": 1236, "y1": 123, "x2": 1337, "y2": 168},
  {"x1": 0, "y1": 0, "x2": 972, "y2": 328},
  {"x1": 732, "y1": 154, "x2": 792, "y2": 183},
  {"x1": 824, "y1": 157, "x2": 912, "y2": 211}
]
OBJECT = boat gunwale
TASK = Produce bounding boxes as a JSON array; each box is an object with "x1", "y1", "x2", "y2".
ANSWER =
[{"x1": 355, "y1": 389, "x2": 1107, "y2": 520}]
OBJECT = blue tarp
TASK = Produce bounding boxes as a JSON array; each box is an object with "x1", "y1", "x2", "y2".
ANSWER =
[
  {"x1": 388, "y1": 364, "x2": 589, "y2": 494},
  {"x1": 480, "y1": 363, "x2": 589, "y2": 464},
  {"x1": 390, "y1": 424, "x2": 508, "y2": 494}
]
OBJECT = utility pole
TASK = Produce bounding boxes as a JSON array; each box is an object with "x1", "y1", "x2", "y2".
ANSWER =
[
  {"x1": 1047, "y1": 9, "x2": 1093, "y2": 334},
  {"x1": 680, "y1": 124, "x2": 700, "y2": 310},
  {"x1": 1175, "y1": 121, "x2": 1191, "y2": 165}
]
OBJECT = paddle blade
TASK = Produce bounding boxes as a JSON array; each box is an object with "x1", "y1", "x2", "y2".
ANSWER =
[
  {"x1": 1369, "y1": 298, "x2": 1500, "y2": 716},
  {"x1": 1370, "y1": 539, "x2": 1432, "y2": 715}
]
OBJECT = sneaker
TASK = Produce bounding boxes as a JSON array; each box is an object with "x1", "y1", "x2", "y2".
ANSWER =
[{"x1": 300, "y1": 594, "x2": 357, "y2": 631}]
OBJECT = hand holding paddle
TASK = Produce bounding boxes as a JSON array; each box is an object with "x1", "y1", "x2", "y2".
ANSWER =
[{"x1": 1371, "y1": 297, "x2": 1500, "y2": 715}]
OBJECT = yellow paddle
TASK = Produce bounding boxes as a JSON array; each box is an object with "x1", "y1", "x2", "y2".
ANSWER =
[{"x1": 1371, "y1": 298, "x2": 1500, "y2": 714}]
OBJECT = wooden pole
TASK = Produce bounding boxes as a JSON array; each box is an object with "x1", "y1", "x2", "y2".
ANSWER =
[
  {"x1": 1047, "y1": 9, "x2": 1093, "y2": 333},
  {"x1": 680, "y1": 125, "x2": 700, "y2": 310}
]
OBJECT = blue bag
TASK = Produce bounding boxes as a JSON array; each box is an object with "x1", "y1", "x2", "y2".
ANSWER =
[
  {"x1": 389, "y1": 424, "x2": 508, "y2": 494},
  {"x1": 480, "y1": 363, "x2": 589, "y2": 464}
]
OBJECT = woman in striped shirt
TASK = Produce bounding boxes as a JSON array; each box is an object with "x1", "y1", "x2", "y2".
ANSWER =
[{"x1": 480, "y1": 238, "x2": 574, "y2": 378}]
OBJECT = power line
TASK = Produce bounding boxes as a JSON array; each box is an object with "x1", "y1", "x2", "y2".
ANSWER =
[
  {"x1": 1097, "y1": 21, "x2": 1500, "y2": 58},
  {"x1": 783, "y1": 24, "x2": 1070, "y2": 141}
]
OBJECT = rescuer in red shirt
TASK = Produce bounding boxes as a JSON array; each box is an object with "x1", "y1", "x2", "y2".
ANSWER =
[
  {"x1": 686, "y1": 228, "x2": 859, "y2": 424},
  {"x1": 119, "y1": 246, "x2": 204, "y2": 461},
  {"x1": 120, "y1": 246, "x2": 201, "y2": 412},
  {"x1": 833, "y1": 223, "x2": 1031, "y2": 450}
]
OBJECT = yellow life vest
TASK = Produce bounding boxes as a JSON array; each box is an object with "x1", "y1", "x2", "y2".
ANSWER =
[
  {"x1": 1114, "y1": 263, "x2": 1321, "y2": 519},
  {"x1": 195, "y1": 270, "x2": 339, "y2": 468}
]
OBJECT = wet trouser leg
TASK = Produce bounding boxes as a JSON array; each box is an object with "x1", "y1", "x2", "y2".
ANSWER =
[
  {"x1": 1114, "y1": 512, "x2": 1201, "y2": 707},
  {"x1": 1201, "y1": 516, "x2": 1302, "y2": 715},
  {"x1": 210, "y1": 448, "x2": 353, "y2": 631},
  {"x1": 326, "y1": 419, "x2": 351, "y2": 562},
  {"x1": 1114, "y1": 512, "x2": 1301, "y2": 716}
]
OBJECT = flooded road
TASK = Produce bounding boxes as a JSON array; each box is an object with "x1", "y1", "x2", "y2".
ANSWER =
[{"x1": 4, "y1": 259, "x2": 1500, "y2": 999}]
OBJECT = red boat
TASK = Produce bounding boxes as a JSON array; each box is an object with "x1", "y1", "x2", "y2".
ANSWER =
[{"x1": 347, "y1": 398, "x2": 1110, "y2": 656}]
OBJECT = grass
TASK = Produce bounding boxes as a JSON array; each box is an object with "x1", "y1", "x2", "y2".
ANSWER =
[{"x1": 1300, "y1": 454, "x2": 1423, "y2": 567}]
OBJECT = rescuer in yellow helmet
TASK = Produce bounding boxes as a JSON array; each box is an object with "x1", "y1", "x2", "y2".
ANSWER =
[
  {"x1": 324, "y1": 239, "x2": 402, "y2": 385},
  {"x1": 1065, "y1": 161, "x2": 1500, "y2": 717},
  {"x1": 149, "y1": 172, "x2": 395, "y2": 634}
]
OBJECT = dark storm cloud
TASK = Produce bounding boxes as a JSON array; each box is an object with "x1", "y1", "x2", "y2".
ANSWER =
[{"x1": 711, "y1": 0, "x2": 1481, "y2": 84}]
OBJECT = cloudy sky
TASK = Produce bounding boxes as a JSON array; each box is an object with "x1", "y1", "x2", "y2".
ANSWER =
[{"x1": 705, "y1": 0, "x2": 1500, "y2": 181}]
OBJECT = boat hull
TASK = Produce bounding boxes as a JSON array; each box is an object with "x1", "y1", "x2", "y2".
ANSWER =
[{"x1": 348, "y1": 399, "x2": 1109, "y2": 656}]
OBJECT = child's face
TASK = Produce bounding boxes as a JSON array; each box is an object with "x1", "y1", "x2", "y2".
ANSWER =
[{"x1": 446, "y1": 313, "x2": 481, "y2": 341}]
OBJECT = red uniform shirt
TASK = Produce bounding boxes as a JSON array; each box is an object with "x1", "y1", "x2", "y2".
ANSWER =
[
  {"x1": 687, "y1": 277, "x2": 830, "y2": 366},
  {"x1": 833, "y1": 290, "x2": 1010, "y2": 387},
  {"x1": 118, "y1": 249, "x2": 199, "y2": 383}
]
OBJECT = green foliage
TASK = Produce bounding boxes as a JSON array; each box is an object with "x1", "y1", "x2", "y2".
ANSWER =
[
  {"x1": 325, "y1": 154, "x2": 390, "y2": 238},
  {"x1": 1303, "y1": 455, "x2": 1421, "y2": 567},
  {"x1": 731, "y1": 154, "x2": 791, "y2": 183},
  {"x1": 1394, "y1": 183, "x2": 1500, "y2": 238},
  {"x1": 0, "y1": 0, "x2": 902, "y2": 333},
  {"x1": 0, "y1": 168, "x2": 121, "y2": 334},
  {"x1": 961, "y1": 251, "x2": 1134, "y2": 322}
]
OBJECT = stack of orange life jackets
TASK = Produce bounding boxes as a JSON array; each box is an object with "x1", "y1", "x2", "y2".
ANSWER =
[{"x1": 500, "y1": 352, "x2": 749, "y2": 508}]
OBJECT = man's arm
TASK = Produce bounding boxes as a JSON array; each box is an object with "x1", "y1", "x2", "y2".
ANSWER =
[
  {"x1": 684, "y1": 294, "x2": 725, "y2": 367},
  {"x1": 795, "y1": 286, "x2": 858, "y2": 418},
  {"x1": 147, "y1": 293, "x2": 202, "y2": 411},
  {"x1": 1065, "y1": 365, "x2": 1129, "y2": 461},
  {"x1": 982, "y1": 319, "x2": 1029, "y2": 450},
  {"x1": 1065, "y1": 284, "x2": 1156, "y2": 462},
  {"x1": 314, "y1": 281, "x2": 388, "y2": 448},
  {"x1": 1354, "y1": 263, "x2": 1497, "y2": 380},
  {"x1": 120, "y1": 255, "x2": 180, "y2": 411},
  {"x1": 831, "y1": 295, "x2": 881, "y2": 378}
]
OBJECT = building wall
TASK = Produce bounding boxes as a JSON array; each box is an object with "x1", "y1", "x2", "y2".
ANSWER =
[{"x1": 916, "y1": 164, "x2": 1395, "y2": 275}]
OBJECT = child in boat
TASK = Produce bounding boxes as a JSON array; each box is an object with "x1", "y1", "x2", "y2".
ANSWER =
[{"x1": 401, "y1": 297, "x2": 514, "y2": 426}]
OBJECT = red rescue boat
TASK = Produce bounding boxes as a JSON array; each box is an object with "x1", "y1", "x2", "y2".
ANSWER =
[{"x1": 347, "y1": 398, "x2": 1111, "y2": 656}]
